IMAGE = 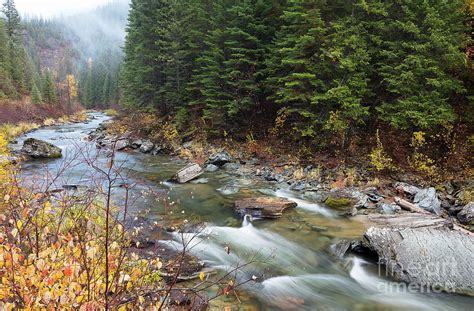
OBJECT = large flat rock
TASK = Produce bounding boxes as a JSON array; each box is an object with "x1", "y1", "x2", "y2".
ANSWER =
[
  {"x1": 21, "y1": 138, "x2": 62, "y2": 159},
  {"x1": 363, "y1": 213, "x2": 474, "y2": 295},
  {"x1": 234, "y1": 197, "x2": 297, "y2": 219}
]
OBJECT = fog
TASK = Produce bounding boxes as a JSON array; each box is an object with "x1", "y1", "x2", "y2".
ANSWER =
[{"x1": 16, "y1": 0, "x2": 115, "y2": 18}]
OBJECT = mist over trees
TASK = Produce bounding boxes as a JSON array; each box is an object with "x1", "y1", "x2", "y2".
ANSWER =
[
  {"x1": 1, "y1": 0, "x2": 129, "y2": 110},
  {"x1": 121, "y1": 0, "x2": 473, "y2": 149}
]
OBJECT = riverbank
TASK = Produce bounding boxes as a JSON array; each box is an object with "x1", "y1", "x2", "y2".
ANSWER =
[
  {"x1": 93, "y1": 116, "x2": 474, "y2": 233},
  {"x1": 88, "y1": 114, "x2": 474, "y2": 297},
  {"x1": 4, "y1": 112, "x2": 472, "y2": 309}
]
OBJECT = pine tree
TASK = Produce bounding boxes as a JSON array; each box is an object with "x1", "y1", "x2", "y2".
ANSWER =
[
  {"x1": 375, "y1": 0, "x2": 466, "y2": 130},
  {"x1": 2, "y1": 0, "x2": 21, "y2": 41},
  {"x1": 220, "y1": 0, "x2": 267, "y2": 126},
  {"x1": 265, "y1": 0, "x2": 326, "y2": 138},
  {"x1": 31, "y1": 82, "x2": 42, "y2": 104},
  {"x1": 0, "y1": 18, "x2": 16, "y2": 97},
  {"x1": 2, "y1": 0, "x2": 25, "y2": 95},
  {"x1": 101, "y1": 72, "x2": 111, "y2": 106},
  {"x1": 122, "y1": 0, "x2": 165, "y2": 111},
  {"x1": 42, "y1": 71, "x2": 58, "y2": 104}
]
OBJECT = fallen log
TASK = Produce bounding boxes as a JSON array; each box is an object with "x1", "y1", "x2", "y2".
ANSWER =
[{"x1": 394, "y1": 197, "x2": 430, "y2": 214}]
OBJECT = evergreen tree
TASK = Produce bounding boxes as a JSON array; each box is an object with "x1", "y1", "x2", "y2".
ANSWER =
[
  {"x1": 42, "y1": 71, "x2": 58, "y2": 104},
  {"x1": 265, "y1": 0, "x2": 326, "y2": 137},
  {"x1": 31, "y1": 82, "x2": 42, "y2": 104},
  {"x1": 122, "y1": 0, "x2": 164, "y2": 111},
  {"x1": 2, "y1": 0, "x2": 21, "y2": 41},
  {"x1": 375, "y1": 0, "x2": 466, "y2": 130},
  {"x1": 0, "y1": 18, "x2": 16, "y2": 97},
  {"x1": 101, "y1": 72, "x2": 111, "y2": 106}
]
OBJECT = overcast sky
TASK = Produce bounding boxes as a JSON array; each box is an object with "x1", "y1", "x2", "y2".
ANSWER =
[{"x1": 15, "y1": 0, "x2": 114, "y2": 17}]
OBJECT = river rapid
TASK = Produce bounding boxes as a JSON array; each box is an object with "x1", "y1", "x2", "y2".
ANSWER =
[{"x1": 11, "y1": 113, "x2": 474, "y2": 310}]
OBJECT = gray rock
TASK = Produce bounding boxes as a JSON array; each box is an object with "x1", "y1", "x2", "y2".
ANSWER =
[
  {"x1": 151, "y1": 146, "x2": 163, "y2": 155},
  {"x1": 218, "y1": 185, "x2": 240, "y2": 195},
  {"x1": 290, "y1": 182, "x2": 306, "y2": 191},
  {"x1": 130, "y1": 139, "x2": 143, "y2": 149},
  {"x1": 222, "y1": 162, "x2": 241, "y2": 171},
  {"x1": 457, "y1": 202, "x2": 474, "y2": 224},
  {"x1": 114, "y1": 139, "x2": 129, "y2": 151},
  {"x1": 448, "y1": 205, "x2": 464, "y2": 216},
  {"x1": 139, "y1": 140, "x2": 154, "y2": 153},
  {"x1": 376, "y1": 202, "x2": 401, "y2": 214},
  {"x1": 21, "y1": 138, "x2": 62, "y2": 159},
  {"x1": 363, "y1": 214, "x2": 474, "y2": 295},
  {"x1": 204, "y1": 164, "x2": 219, "y2": 172},
  {"x1": 414, "y1": 187, "x2": 441, "y2": 215},
  {"x1": 395, "y1": 182, "x2": 421, "y2": 196},
  {"x1": 207, "y1": 151, "x2": 232, "y2": 166},
  {"x1": 173, "y1": 163, "x2": 204, "y2": 183},
  {"x1": 347, "y1": 189, "x2": 369, "y2": 208}
]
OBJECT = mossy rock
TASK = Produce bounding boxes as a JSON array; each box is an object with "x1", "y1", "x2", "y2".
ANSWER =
[{"x1": 324, "y1": 196, "x2": 354, "y2": 209}]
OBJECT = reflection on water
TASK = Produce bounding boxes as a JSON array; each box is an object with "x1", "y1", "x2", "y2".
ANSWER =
[{"x1": 13, "y1": 113, "x2": 474, "y2": 311}]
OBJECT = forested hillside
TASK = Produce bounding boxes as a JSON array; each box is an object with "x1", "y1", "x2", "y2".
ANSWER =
[
  {"x1": 121, "y1": 0, "x2": 473, "y2": 174},
  {"x1": 0, "y1": 0, "x2": 127, "y2": 115}
]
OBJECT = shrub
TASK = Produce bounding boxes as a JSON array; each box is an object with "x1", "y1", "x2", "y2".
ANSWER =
[{"x1": 369, "y1": 129, "x2": 395, "y2": 172}]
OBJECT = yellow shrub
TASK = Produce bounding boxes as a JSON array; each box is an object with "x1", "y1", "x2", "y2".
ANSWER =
[
  {"x1": 0, "y1": 122, "x2": 40, "y2": 142},
  {"x1": 43, "y1": 118, "x2": 56, "y2": 126},
  {"x1": 369, "y1": 129, "x2": 394, "y2": 172},
  {"x1": 409, "y1": 131, "x2": 438, "y2": 177}
]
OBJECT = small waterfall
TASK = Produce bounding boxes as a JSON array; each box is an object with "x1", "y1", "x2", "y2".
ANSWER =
[
  {"x1": 242, "y1": 214, "x2": 253, "y2": 227},
  {"x1": 274, "y1": 189, "x2": 335, "y2": 217}
]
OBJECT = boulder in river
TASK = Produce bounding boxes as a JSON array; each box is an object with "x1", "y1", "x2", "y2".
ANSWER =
[
  {"x1": 207, "y1": 151, "x2": 232, "y2": 166},
  {"x1": 139, "y1": 140, "x2": 154, "y2": 153},
  {"x1": 173, "y1": 163, "x2": 204, "y2": 183},
  {"x1": 204, "y1": 164, "x2": 219, "y2": 172},
  {"x1": 21, "y1": 138, "x2": 62, "y2": 159},
  {"x1": 457, "y1": 202, "x2": 474, "y2": 225},
  {"x1": 234, "y1": 197, "x2": 297, "y2": 219},
  {"x1": 413, "y1": 187, "x2": 441, "y2": 215},
  {"x1": 362, "y1": 213, "x2": 474, "y2": 295}
]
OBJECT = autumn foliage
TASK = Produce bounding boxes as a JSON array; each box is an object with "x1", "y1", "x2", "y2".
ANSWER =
[{"x1": 0, "y1": 140, "x2": 163, "y2": 309}]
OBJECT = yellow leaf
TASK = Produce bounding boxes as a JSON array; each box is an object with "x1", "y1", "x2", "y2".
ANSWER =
[
  {"x1": 118, "y1": 306, "x2": 127, "y2": 311},
  {"x1": 138, "y1": 296, "x2": 145, "y2": 304},
  {"x1": 17, "y1": 220, "x2": 22, "y2": 230},
  {"x1": 199, "y1": 271, "x2": 205, "y2": 282},
  {"x1": 126, "y1": 281, "x2": 132, "y2": 291},
  {"x1": 3, "y1": 194, "x2": 10, "y2": 202}
]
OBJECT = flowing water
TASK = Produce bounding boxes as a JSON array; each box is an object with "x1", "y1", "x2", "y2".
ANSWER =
[{"x1": 11, "y1": 113, "x2": 474, "y2": 310}]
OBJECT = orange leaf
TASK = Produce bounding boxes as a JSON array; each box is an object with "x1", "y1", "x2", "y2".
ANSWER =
[{"x1": 64, "y1": 266, "x2": 72, "y2": 278}]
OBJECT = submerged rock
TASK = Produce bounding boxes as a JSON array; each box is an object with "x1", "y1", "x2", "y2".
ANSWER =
[
  {"x1": 222, "y1": 162, "x2": 241, "y2": 171},
  {"x1": 21, "y1": 138, "x2": 62, "y2": 159},
  {"x1": 204, "y1": 164, "x2": 219, "y2": 172},
  {"x1": 217, "y1": 185, "x2": 240, "y2": 195},
  {"x1": 234, "y1": 197, "x2": 297, "y2": 219}
]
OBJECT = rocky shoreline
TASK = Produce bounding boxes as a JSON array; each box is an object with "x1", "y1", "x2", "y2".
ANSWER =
[{"x1": 88, "y1": 121, "x2": 474, "y2": 296}]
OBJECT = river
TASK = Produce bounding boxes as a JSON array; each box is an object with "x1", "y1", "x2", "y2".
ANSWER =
[{"x1": 10, "y1": 113, "x2": 474, "y2": 310}]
